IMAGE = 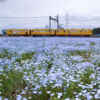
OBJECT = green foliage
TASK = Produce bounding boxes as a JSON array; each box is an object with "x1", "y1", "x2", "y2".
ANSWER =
[
  {"x1": 64, "y1": 81, "x2": 82, "y2": 98},
  {"x1": 69, "y1": 50, "x2": 92, "y2": 62},
  {"x1": 15, "y1": 52, "x2": 35, "y2": 66},
  {"x1": 80, "y1": 67, "x2": 94, "y2": 85},
  {"x1": 21, "y1": 52, "x2": 35, "y2": 61},
  {"x1": 45, "y1": 59, "x2": 53, "y2": 73},
  {"x1": 69, "y1": 50, "x2": 91, "y2": 58},
  {"x1": 23, "y1": 87, "x2": 50, "y2": 100},
  {"x1": 0, "y1": 49, "x2": 17, "y2": 59},
  {"x1": 0, "y1": 69, "x2": 26, "y2": 99},
  {"x1": 90, "y1": 42, "x2": 96, "y2": 46},
  {"x1": 38, "y1": 87, "x2": 50, "y2": 100}
]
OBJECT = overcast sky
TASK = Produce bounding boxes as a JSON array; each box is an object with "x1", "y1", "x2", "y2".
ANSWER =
[{"x1": 0, "y1": 0, "x2": 100, "y2": 17}]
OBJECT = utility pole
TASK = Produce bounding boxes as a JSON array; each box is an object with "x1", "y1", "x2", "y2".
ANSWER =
[
  {"x1": 49, "y1": 16, "x2": 51, "y2": 32},
  {"x1": 57, "y1": 15, "x2": 59, "y2": 29},
  {"x1": 49, "y1": 15, "x2": 59, "y2": 31},
  {"x1": 65, "y1": 13, "x2": 69, "y2": 29}
]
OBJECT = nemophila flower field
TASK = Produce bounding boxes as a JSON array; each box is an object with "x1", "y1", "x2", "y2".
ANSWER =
[{"x1": 0, "y1": 37, "x2": 100, "y2": 100}]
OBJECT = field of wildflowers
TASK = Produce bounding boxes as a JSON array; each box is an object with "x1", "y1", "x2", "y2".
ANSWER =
[{"x1": 0, "y1": 37, "x2": 100, "y2": 100}]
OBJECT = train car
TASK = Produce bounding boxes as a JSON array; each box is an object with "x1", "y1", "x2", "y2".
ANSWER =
[
  {"x1": 30, "y1": 29, "x2": 55, "y2": 36},
  {"x1": 67, "y1": 29, "x2": 83, "y2": 36},
  {"x1": 80, "y1": 29, "x2": 92, "y2": 36},
  {"x1": 5, "y1": 29, "x2": 29, "y2": 36},
  {"x1": 55, "y1": 29, "x2": 92, "y2": 36},
  {"x1": 65, "y1": 29, "x2": 92, "y2": 36}
]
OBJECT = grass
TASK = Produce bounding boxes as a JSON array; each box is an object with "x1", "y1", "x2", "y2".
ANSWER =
[{"x1": 0, "y1": 69, "x2": 26, "y2": 100}]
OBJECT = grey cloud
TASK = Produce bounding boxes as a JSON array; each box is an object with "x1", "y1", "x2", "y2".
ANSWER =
[{"x1": 0, "y1": 0, "x2": 6, "y2": 2}]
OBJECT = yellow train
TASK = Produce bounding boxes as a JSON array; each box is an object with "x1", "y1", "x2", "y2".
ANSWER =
[
  {"x1": 3, "y1": 28, "x2": 93, "y2": 36},
  {"x1": 4, "y1": 29, "x2": 29, "y2": 36}
]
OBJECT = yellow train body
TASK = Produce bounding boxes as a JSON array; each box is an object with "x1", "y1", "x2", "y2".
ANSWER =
[
  {"x1": 31, "y1": 29, "x2": 55, "y2": 36},
  {"x1": 5, "y1": 29, "x2": 13, "y2": 36},
  {"x1": 55, "y1": 29, "x2": 92, "y2": 36},
  {"x1": 5, "y1": 29, "x2": 28, "y2": 36},
  {"x1": 5, "y1": 29, "x2": 93, "y2": 36},
  {"x1": 67, "y1": 29, "x2": 92, "y2": 36},
  {"x1": 55, "y1": 29, "x2": 69, "y2": 36}
]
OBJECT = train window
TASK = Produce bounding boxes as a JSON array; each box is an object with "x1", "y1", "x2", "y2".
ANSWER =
[
  {"x1": 13, "y1": 30, "x2": 26, "y2": 33},
  {"x1": 70, "y1": 29, "x2": 79, "y2": 32},
  {"x1": 31, "y1": 30, "x2": 49, "y2": 32}
]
